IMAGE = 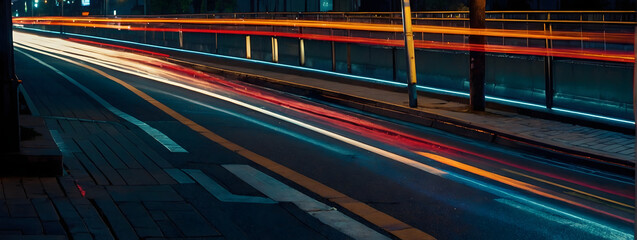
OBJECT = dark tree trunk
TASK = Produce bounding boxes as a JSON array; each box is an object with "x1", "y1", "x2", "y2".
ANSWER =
[
  {"x1": 469, "y1": 0, "x2": 486, "y2": 111},
  {"x1": 0, "y1": 0, "x2": 20, "y2": 153}
]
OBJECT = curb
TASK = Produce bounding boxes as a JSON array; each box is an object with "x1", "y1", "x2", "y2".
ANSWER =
[
  {"x1": 0, "y1": 115, "x2": 64, "y2": 177},
  {"x1": 170, "y1": 58, "x2": 635, "y2": 176}
]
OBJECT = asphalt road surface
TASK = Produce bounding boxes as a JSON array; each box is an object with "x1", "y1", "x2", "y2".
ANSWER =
[{"x1": 13, "y1": 31, "x2": 635, "y2": 240}]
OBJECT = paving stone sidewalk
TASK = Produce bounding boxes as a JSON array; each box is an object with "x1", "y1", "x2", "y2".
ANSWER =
[{"x1": 1, "y1": 118, "x2": 344, "y2": 239}]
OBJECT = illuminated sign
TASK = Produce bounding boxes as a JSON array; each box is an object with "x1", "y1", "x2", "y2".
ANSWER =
[
  {"x1": 81, "y1": 0, "x2": 90, "y2": 6},
  {"x1": 320, "y1": 0, "x2": 332, "y2": 12}
]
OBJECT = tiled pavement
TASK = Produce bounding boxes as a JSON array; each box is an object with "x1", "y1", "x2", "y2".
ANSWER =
[
  {"x1": 491, "y1": 115, "x2": 634, "y2": 160},
  {"x1": 1, "y1": 117, "x2": 347, "y2": 239},
  {"x1": 418, "y1": 103, "x2": 635, "y2": 163}
]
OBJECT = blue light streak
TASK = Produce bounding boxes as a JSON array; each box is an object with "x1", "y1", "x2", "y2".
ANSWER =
[
  {"x1": 442, "y1": 169, "x2": 633, "y2": 239},
  {"x1": 15, "y1": 26, "x2": 635, "y2": 126},
  {"x1": 159, "y1": 90, "x2": 355, "y2": 156},
  {"x1": 485, "y1": 96, "x2": 546, "y2": 109},
  {"x1": 552, "y1": 107, "x2": 635, "y2": 125}
]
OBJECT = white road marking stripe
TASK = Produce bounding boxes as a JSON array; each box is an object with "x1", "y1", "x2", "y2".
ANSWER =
[
  {"x1": 223, "y1": 164, "x2": 390, "y2": 240},
  {"x1": 15, "y1": 48, "x2": 188, "y2": 153},
  {"x1": 158, "y1": 90, "x2": 353, "y2": 156},
  {"x1": 182, "y1": 169, "x2": 277, "y2": 204},
  {"x1": 18, "y1": 84, "x2": 40, "y2": 116},
  {"x1": 164, "y1": 168, "x2": 195, "y2": 184},
  {"x1": 49, "y1": 130, "x2": 71, "y2": 154},
  {"x1": 495, "y1": 198, "x2": 633, "y2": 240}
]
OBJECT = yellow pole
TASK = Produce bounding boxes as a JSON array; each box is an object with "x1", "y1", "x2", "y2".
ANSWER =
[
  {"x1": 299, "y1": 39, "x2": 305, "y2": 66},
  {"x1": 401, "y1": 0, "x2": 417, "y2": 108},
  {"x1": 246, "y1": 36, "x2": 251, "y2": 59}
]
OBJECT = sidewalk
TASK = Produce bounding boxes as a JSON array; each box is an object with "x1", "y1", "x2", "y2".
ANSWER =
[{"x1": 165, "y1": 53, "x2": 635, "y2": 174}]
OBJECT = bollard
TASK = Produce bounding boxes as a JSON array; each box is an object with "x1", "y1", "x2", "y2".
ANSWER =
[
  {"x1": 271, "y1": 37, "x2": 279, "y2": 63},
  {"x1": 299, "y1": 39, "x2": 305, "y2": 66},
  {"x1": 246, "y1": 36, "x2": 251, "y2": 59}
]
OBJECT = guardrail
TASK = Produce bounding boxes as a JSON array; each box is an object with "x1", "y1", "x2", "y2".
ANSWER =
[
  {"x1": 106, "y1": 11, "x2": 637, "y2": 24},
  {"x1": 46, "y1": 10, "x2": 634, "y2": 53}
]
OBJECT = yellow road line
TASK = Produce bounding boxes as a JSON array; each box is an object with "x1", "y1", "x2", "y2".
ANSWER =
[
  {"x1": 502, "y1": 168, "x2": 634, "y2": 209},
  {"x1": 71, "y1": 59, "x2": 435, "y2": 240},
  {"x1": 564, "y1": 191, "x2": 634, "y2": 214}
]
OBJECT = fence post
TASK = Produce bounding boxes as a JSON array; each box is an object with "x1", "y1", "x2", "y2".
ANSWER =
[
  {"x1": 330, "y1": 29, "x2": 336, "y2": 71},
  {"x1": 633, "y1": 4, "x2": 636, "y2": 214},
  {"x1": 179, "y1": 24, "x2": 184, "y2": 48},
  {"x1": 545, "y1": 22, "x2": 554, "y2": 109},
  {"x1": 299, "y1": 39, "x2": 305, "y2": 66},
  {"x1": 392, "y1": 47, "x2": 397, "y2": 81},
  {"x1": 59, "y1": 0, "x2": 64, "y2": 34},
  {"x1": 246, "y1": 36, "x2": 252, "y2": 59},
  {"x1": 271, "y1": 37, "x2": 279, "y2": 63},
  {"x1": 331, "y1": 41, "x2": 336, "y2": 71},
  {"x1": 347, "y1": 43, "x2": 352, "y2": 73}
]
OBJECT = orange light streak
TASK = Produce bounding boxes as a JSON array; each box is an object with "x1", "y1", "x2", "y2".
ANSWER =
[
  {"x1": 16, "y1": 20, "x2": 132, "y2": 30},
  {"x1": 67, "y1": 38, "x2": 170, "y2": 57},
  {"x1": 14, "y1": 20, "x2": 631, "y2": 63},
  {"x1": 417, "y1": 152, "x2": 634, "y2": 223},
  {"x1": 13, "y1": 17, "x2": 634, "y2": 44},
  {"x1": 503, "y1": 168, "x2": 634, "y2": 210}
]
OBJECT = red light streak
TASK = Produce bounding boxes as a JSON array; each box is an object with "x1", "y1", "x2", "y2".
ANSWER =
[
  {"x1": 201, "y1": 70, "x2": 634, "y2": 221},
  {"x1": 75, "y1": 183, "x2": 87, "y2": 197},
  {"x1": 14, "y1": 19, "x2": 633, "y2": 63},
  {"x1": 130, "y1": 55, "x2": 632, "y2": 204},
  {"x1": 67, "y1": 38, "x2": 170, "y2": 57},
  {"x1": 419, "y1": 152, "x2": 634, "y2": 223},
  {"x1": 13, "y1": 17, "x2": 634, "y2": 44}
]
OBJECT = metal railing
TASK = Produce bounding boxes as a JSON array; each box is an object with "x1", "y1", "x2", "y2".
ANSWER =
[
  {"x1": 91, "y1": 11, "x2": 633, "y2": 51},
  {"x1": 107, "y1": 11, "x2": 636, "y2": 25}
]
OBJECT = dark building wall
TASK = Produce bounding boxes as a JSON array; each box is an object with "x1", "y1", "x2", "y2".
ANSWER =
[
  {"x1": 12, "y1": 0, "x2": 635, "y2": 16},
  {"x1": 333, "y1": 0, "x2": 356, "y2": 11},
  {"x1": 235, "y1": 0, "x2": 636, "y2": 12},
  {"x1": 237, "y1": 0, "x2": 354, "y2": 12},
  {"x1": 490, "y1": 0, "x2": 635, "y2": 10},
  {"x1": 12, "y1": 0, "x2": 109, "y2": 17}
]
